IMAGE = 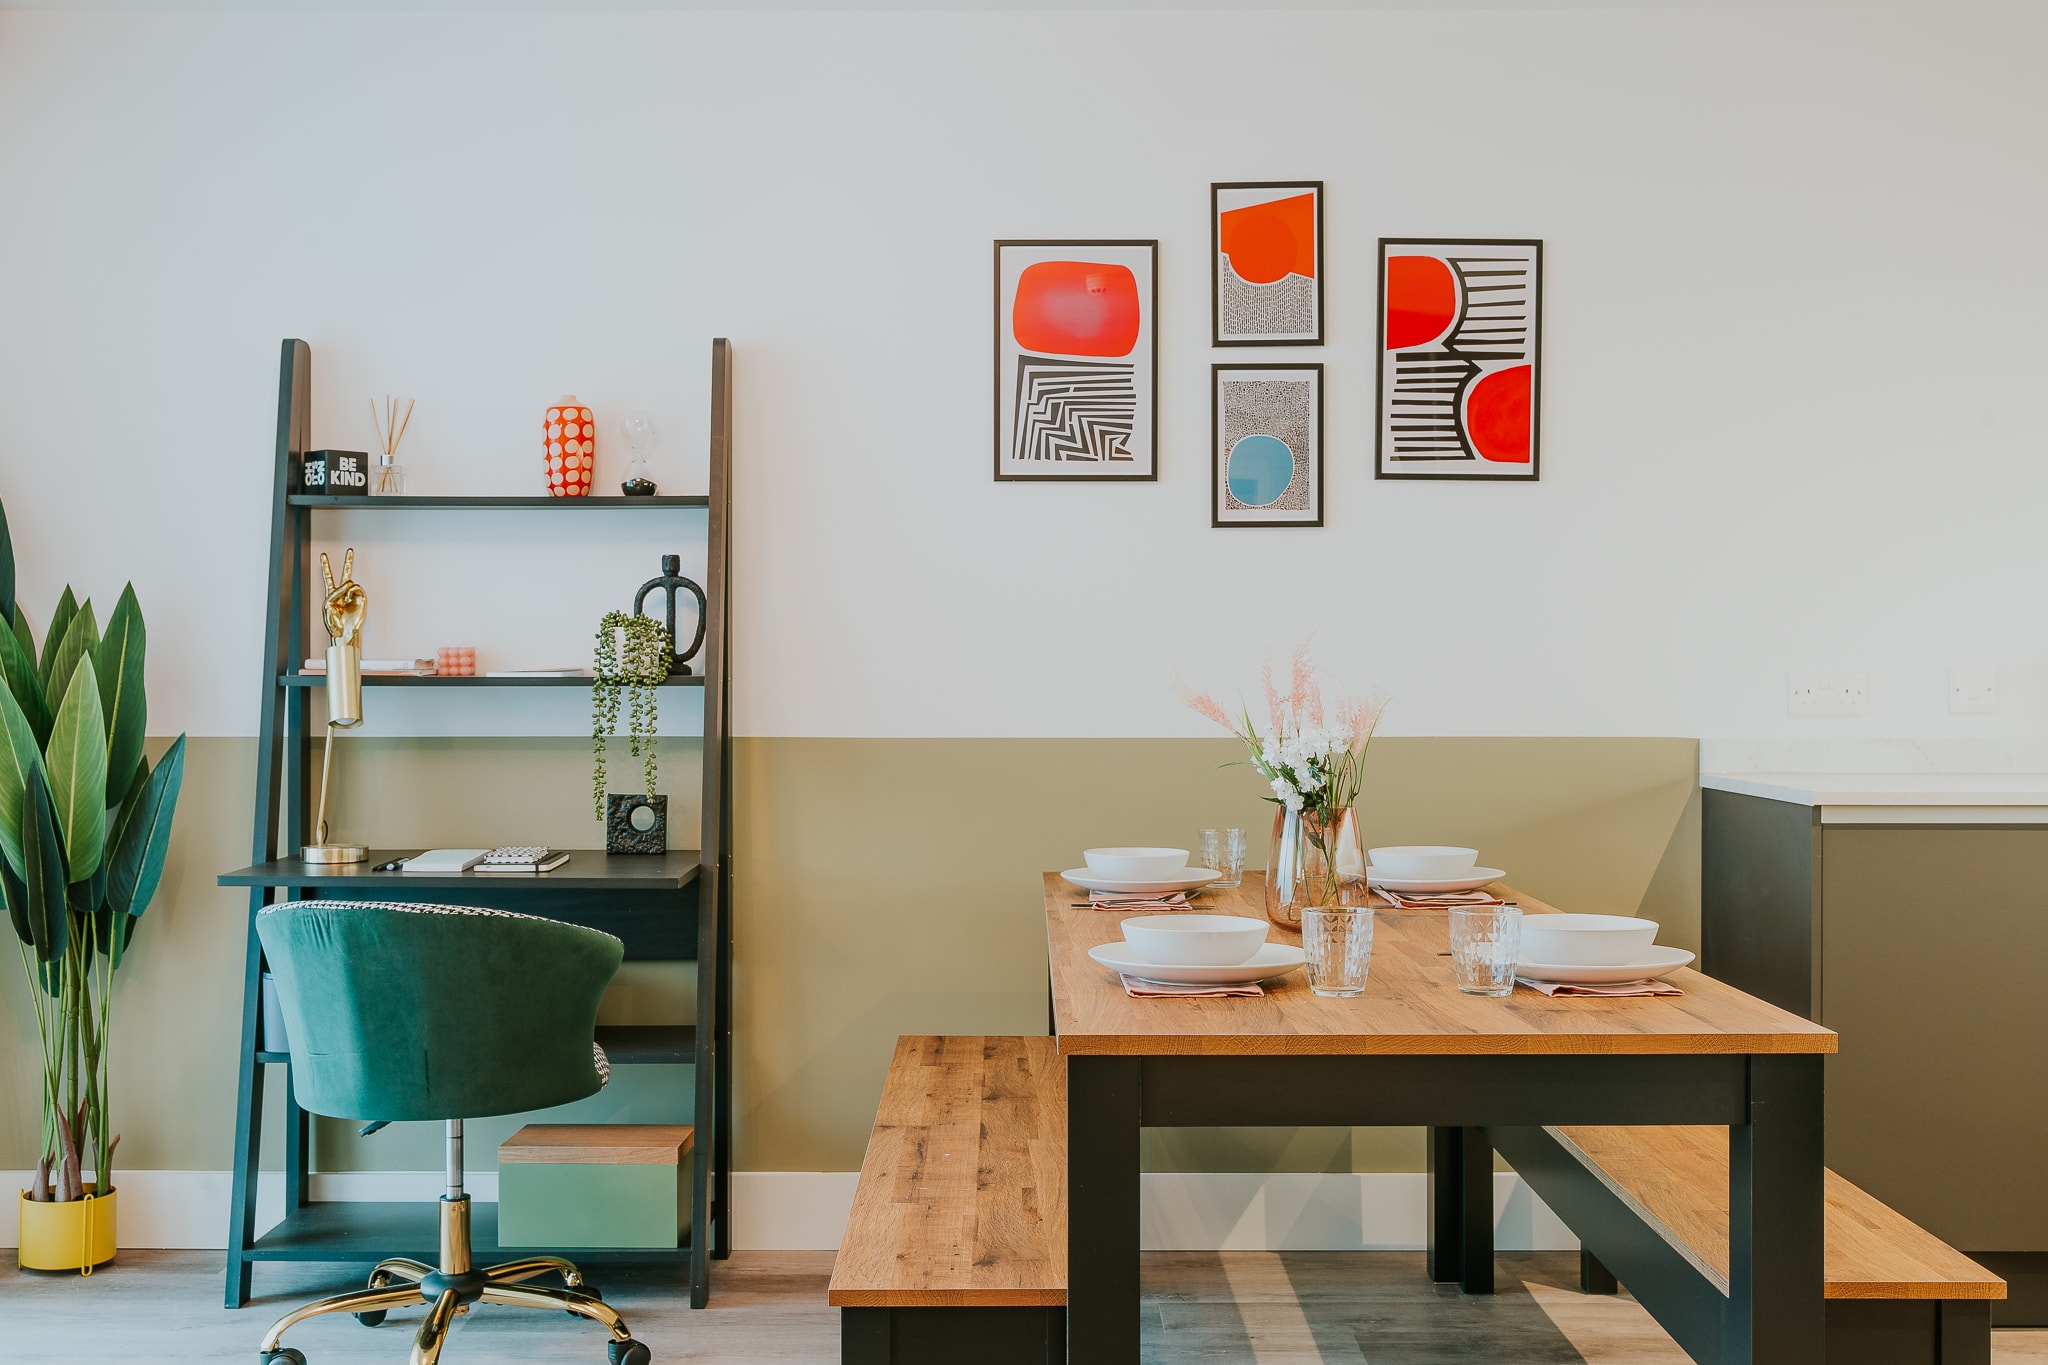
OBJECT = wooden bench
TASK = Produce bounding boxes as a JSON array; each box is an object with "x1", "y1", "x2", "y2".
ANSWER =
[
  {"x1": 1488, "y1": 1124, "x2": 2004, "y2": 1365},
  {"x1": 829, "y1": 1036, "x2": 1067, "y2": 1365}
]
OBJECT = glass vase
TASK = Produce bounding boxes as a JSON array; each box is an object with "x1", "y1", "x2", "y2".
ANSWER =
[{"x1": 1266, "y1": 805, "x2": 1367, "y2": 930}]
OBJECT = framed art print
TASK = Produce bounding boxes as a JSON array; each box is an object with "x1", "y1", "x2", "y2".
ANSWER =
[
  {"x1": 1213, "y1": 363, "x2": 1322, "y2": 527},
  {"x1": 994, "y1": 239, "x2": 1158, "y2": 481},
  {"x1": 1212, "y1": 182, "x2": 1323, "y2": 346},
  {"x1": 1375, "y1": 237, "x2": 1541, "y2": 480}
]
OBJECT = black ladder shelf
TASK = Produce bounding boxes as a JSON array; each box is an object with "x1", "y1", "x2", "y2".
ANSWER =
[{"x1": 216, "y1": 339, "x2": 735, "y2": 1310}]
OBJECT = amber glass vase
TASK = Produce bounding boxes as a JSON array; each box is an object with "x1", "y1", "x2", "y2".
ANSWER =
[{"x1": 1266, "y1": 805, "x2": 1367, "y2": 930}]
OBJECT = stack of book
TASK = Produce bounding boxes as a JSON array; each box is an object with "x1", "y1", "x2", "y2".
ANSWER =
[{"x1": 301, "y1": 657, "x2": 437, "y2": 676}]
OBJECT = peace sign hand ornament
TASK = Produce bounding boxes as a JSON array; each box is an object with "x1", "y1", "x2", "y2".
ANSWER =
[{"x1": 320, "y1": 548, "x2": 367, "y2": 646}]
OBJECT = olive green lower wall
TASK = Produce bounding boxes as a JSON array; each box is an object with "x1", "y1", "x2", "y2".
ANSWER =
[{"x1": 0, "y1": 735, "x2": 1698, "y2": 1179}]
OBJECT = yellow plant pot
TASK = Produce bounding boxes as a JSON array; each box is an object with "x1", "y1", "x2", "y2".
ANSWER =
[{"x1": 17, "y1": 1186, "x2": 116, "y2": 1272}]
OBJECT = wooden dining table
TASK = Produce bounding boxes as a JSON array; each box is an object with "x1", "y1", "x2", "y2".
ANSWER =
[{"x1": 1043, "y1": 871, "x2": 1838, "y2": 1365}]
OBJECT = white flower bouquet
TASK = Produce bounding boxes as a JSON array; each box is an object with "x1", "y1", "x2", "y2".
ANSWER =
[{"x1": 1181, "y1": 644, "x2": 1385, "y2": 924}]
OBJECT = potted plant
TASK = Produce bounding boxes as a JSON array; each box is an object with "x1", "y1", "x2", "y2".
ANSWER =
[
  {"x1": 0, "y1": 497, "x2": 187, "y2": 1271},
  {"x1": 591, "y1": 610, "x2": 670, "y2": 854}
]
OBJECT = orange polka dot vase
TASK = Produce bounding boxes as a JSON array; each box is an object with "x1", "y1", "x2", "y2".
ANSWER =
[{"x1": 544, "y1": 395, "x2": 597, "y2": 497}]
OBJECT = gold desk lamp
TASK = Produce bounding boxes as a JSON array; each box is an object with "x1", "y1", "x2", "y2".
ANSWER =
[{"x1": 304, "y1": 549, "x2": 368, "y2": 865}]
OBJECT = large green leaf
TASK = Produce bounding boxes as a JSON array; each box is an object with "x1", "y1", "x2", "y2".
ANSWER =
[
  {"x1": 0, "y1": 677, "x2": 46, "y2": 877},
  {"x1": 106, "y1": 736, "x2": 181, "y2": 925},
  {"x1": 68, "y1": 856, "x2": 105, "y2": 922},
  {"x1": 37, "y1": 587, "x2": 76, "y2": 692},
  {"x1": 2, "y1": 858, "x2": 28, "y2": 947},
  {"x1": 104, "y1": 754, "x2": 148, "y2": 876},
  {"x1": 0, "y1": 615, "x2": 50, "y2": 745},
  {"x1": 19, "y1": 765, "x2": 68, "y2": 965},
  {"x1": 10, "y1": 607, "x2": 30, "y2": 666},
  {"x1": 97, "y1": 585, "x2": 146, "y2": 803},
  {"x1": 0, "y1": 497, "x2": 13, "y2": 628},
  {"x1": 41, "y1": 599, "x2": 96, "y2": 707},
  {"x1": 45, "y1": 655, "x2": 107, "y2": 880}
]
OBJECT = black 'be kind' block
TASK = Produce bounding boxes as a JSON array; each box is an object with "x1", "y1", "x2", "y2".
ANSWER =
[{"x1": 314, "y1": 450, "x2": 370, "y2": 494}]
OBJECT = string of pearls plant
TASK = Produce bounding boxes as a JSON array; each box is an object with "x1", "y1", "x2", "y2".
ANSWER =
[{"x1": 591, "y1": 611, "x2": 672, "y2": 819}]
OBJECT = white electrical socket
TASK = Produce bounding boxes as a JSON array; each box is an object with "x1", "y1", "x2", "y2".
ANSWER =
[
  {"x1": 1787, "y1": 673, "x2": 1869, "y2": 716},
  {"x1": 1950, "y1": 668, "x2": 1997, "y2": 714}
]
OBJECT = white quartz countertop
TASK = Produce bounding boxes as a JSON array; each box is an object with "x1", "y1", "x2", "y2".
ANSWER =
[{"x1": 1701, "y1": 772, "x2": 2048, "y2": 822}]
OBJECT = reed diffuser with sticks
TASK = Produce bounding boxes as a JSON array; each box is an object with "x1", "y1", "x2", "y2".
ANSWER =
[{"x1": 369, "y1": 395, "x2": 414, "y2": 495}]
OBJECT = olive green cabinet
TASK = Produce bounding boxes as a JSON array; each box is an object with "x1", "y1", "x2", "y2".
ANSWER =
[{"x1": 1703, "y1": 787, "x2": 2048, "y2": 1321}]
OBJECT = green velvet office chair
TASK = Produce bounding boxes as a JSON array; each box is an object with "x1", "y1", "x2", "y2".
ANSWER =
[{"x1": 252, "y1": 899, "x2": 652, "y2": 1365}]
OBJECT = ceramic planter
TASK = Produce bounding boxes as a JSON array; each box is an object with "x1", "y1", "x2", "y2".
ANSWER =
[{"x1": 18, "y1": 1186, "x2": 116, "y2": 1272}]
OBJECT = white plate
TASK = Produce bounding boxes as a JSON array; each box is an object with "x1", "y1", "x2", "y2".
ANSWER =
[
  {"x1": 1367, "y1": 867, "x2": 1507, "y2": 893},
  {"x1": 1516, "y1": 946, "x2": 1696, "y2": 985},
  {"x1": 1087, "y1": 941, "x2": 1306, "y2": 986},
  {"x1": 1063, "y1": 867, "x2": 1220, "y2": 895}
]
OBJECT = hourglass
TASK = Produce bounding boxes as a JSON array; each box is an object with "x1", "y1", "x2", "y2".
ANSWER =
[{"x1": 619, "y1": 413, "x2": 658, "y2": 496}]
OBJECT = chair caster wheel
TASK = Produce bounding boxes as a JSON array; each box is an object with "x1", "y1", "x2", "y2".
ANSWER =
[
  {"x1": 566, "y1": 1281, "x2": 604, "y2": 1315},
  {"x1": 261, "y1": 1350, "x2": 308, "y2": 1365},
  {"x1": 358, "y1": 1269, "x2": 392, "y2": 1324},
  {"x1": 608, "y1": 1340, "x2": 650, "y2": 1365}
]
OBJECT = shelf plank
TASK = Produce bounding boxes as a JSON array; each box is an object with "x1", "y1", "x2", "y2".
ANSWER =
[
  {"x1": 595, "y1": 1025, "x2": 698, "y2": 1066},
  {"x1": 219, "y1": 850, "x2": 702, "y2": 891},
  {"x1": 279, "y1": 673, "x2": 704, "y2": 688},
  {"x1": 247, "y1": 1200, "x2": 691, "y2": 1262},
  {"x1": 289, "y1": 494, "x2": 708, "y2": 509}
]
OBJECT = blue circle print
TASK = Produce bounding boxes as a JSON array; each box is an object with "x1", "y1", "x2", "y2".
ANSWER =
[{"x1": 1227, "y1": 435, "x2": 1295, "y2": 508}]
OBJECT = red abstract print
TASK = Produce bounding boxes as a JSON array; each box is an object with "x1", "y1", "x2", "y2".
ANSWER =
[
  {"x1": 1378, "y1": 240, "x2": 1540, "y2": 477},
  {"x1": 1012, "y1": 261, "x2": 1141, "y2": 358}
]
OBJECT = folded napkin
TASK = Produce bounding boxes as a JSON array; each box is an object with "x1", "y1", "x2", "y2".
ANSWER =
[
  {"x1": 1517, "y1": 977, "x2": 1684, "y2": 998},
  {"x1": 1119, "y1": 974, "x2": 1263, "y2": 999},
  {"x1": 1377, "y1": 888, "x2": 1510, "y2": 909},
  {"x1": 1089, "y1": 890, "x2": 1193, "y2": 911}
]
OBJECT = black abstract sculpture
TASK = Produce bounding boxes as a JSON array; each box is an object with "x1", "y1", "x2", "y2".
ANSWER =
[{"x1": 634, "y1": 554, "x2": 709, "y2": 677}]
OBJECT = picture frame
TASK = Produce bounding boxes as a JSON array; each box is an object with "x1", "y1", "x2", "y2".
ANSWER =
[
  {"x1": 993, "y1": 239, "x2": 1159, "y2": 481},
  {"x1": 1374, "y1": 237, "x2": 1541, "y2": 480},
  {"x1": 1212, "y1": 362, "x2": 1323, "y2": 527},
  {"x1": 1211, "y1": 182, "x2": 1324, "y2": 347}
]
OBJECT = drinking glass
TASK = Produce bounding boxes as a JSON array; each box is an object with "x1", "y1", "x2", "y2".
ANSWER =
[
  {"x1": 1303, "y1": 906, "x2": 1374, "y2": 998},
  {"x1": 1197, "y1": 827, "x2": 1248, "y2": 889},
  {"x1": 1448, "y1": 905, "x2": 1521, "y2": 997}
]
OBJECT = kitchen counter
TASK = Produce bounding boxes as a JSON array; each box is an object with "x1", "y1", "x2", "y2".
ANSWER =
[
  {"x1": 1701, "y1": 770, "x2": 2048, "y2": 1312},
  {"x1": 1700, "y1": 771, "x2": 2048, "y2": 824}
]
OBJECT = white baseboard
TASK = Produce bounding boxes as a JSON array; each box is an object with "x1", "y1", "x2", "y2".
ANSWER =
[
  {"x1": 1140, "y1": 1172, "x2": 1576, "y2": 1252},
  {"x1": 731, "y1": 1171, "x2": 862, "y2": 1251},
  {"x1": 1, "y1": 1170, "x2": 1574, "y2": 1253}
]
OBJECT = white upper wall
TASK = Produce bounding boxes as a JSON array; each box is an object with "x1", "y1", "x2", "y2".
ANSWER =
[{"x1": 1, "y1": 7, "x2": 2042, "y2": 739}]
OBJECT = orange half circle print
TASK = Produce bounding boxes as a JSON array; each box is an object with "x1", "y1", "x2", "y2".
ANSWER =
[
  {"x1": 1219, "y1": 193, "x2": 1316, "y2": 285},
  {"x1": 1012, "y1": 261, "x2": 1141, "y2": 358},
  {"x1": 1384, "y1": 255, "x2": 1457, "y2": 350}
]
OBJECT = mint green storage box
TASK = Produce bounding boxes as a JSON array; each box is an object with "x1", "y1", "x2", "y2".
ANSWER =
[{"x1": 498, "y1": 1124, "x2": 694, "y2": 1249}]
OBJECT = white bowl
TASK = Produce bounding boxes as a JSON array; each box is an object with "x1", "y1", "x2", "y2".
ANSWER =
[
  {"x1": 1120, "y1": 914, "x2": 1268, "y2": 967},
  {"x1": 1518, "y1": 914, "x2": 1660, "y2": 967},
  {"x1": 1084, "y1": 847, "x2": 1190, "y2": 880},
  {"x1": 1367, "y1": 846, "x2": 1479, "y2": 881}
]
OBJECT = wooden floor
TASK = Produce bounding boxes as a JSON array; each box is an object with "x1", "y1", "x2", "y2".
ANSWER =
[{"x1": 6, "y1": 1250, "x2": 2048, "y2": 1363}]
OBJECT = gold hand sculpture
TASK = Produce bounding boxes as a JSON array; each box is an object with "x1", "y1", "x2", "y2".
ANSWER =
[
  {"x1": 307, "y1": 548, "x2": 369, "y2": 864},
  {"x1": 320, "y1": 548, "x2": 367, "y2": 645}
]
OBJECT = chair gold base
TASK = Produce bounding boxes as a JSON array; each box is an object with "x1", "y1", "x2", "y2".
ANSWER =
[{"x1": 255, "y1": 1195, "x2": 648, "y2": 1365}]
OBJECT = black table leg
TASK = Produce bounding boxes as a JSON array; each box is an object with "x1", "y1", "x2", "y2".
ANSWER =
[
  {"x1": 1426, "y1": 1125, "x2": 1494, "y2": 1293},
  {"x1": 1426, "y1": 1125, "x2": 1462, "y2": 1283},
  {"x1": 1458, "y1": 1126, "x2": 1495, "y2": 1294},
  {"x1": 1727, "y1": 1053, "x2": 1825, "y2": 1364},
  {"x1": 1581, "y1": 1247, "x2": 1619, "y2": 1295},
  {"x1": 1067, "y1": 1055, "x2": 1140, "y2": 1365}
]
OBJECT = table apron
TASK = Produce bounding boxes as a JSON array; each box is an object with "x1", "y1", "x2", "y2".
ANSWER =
[{"x1": 1136, "y1": 1053, "x2": 1750, "y2": 1128}]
